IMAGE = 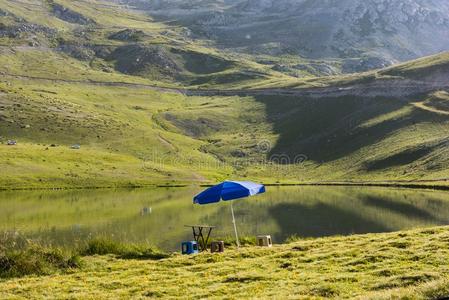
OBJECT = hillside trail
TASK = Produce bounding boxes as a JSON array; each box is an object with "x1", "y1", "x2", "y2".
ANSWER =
[
  {"x1": 412, "y1": 101, "x2": 449, "y2": 116},
  {"x1": 3, "y1": 72, "x2": 449, "y2": 99}
]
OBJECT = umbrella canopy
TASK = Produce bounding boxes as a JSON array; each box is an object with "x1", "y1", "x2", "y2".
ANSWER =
[
  {"x1": 193, "y1": 181, "x2": 266, "y2": 205},
  {"x1": 193, "y1": 181, "x2": 266, "y2": 248}
]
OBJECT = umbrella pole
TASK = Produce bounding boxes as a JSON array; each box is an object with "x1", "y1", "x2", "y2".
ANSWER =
[{"x1": 230, "y1": 202, "x2": 240, "y2": 248}]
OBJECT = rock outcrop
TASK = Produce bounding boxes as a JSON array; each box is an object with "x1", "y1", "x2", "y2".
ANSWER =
[
  {"x1": 108, "y1": 29, "x2": 147, "y2": 42},
  {"x1": 0, "y1": 23, "x2": 56, "y2": 39},
  {"x1": 51, "y1": 3, "x2": 94, "y2": 25}
]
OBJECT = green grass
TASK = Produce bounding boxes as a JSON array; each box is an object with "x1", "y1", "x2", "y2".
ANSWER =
[
  {"x1": 3, "y1": 74, "x2": 449, "y2": 188},
  {"x1": 1, "y1": 226, "x2": 449, "y2": 298},
  {"x1": 79, "y1": 237, "x2": 169, "y2": 260},
  {"x1": 380, "y1": 52, "x2": 449, "y2": 79},
  {"x1": 0, "y1": 246, "x2": 80, "y2": 279},
  {"x1": 2, "y1": 0, "x2": 449, "y2": 189},
  {"x1": 0, "y1": 234, "x2": 165, "y2": 279},
  {"x1": 0, "y1": 79, "x2": 235, "y2": 188},
  {"x1": 0, "y1": 232, "x2": 80, "y2": 279}
]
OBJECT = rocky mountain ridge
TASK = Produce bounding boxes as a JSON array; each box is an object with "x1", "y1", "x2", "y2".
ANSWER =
[{"x1": 118, "y1": 0, "x2": 449, "y2": 73}]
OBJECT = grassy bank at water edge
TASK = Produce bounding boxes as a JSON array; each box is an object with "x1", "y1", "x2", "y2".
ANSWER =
[{"x1": 0, "y1": 226, "x2": 449, "y2": 299}]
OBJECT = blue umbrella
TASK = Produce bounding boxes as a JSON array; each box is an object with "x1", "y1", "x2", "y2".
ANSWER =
[{"x1": 193, "y1": 181, "x2": 266, "y2": 247}]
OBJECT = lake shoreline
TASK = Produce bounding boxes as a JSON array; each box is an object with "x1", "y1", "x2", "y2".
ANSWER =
[
  {"x1": 1, "y1": 180, "x2": 449, "y2": 192},
  {"x1": 2, "y1": 184, "x2": 448, "y2": 254}
]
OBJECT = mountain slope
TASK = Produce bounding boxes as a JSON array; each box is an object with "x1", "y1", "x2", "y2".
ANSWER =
[
  {"x1": 2, "y1": 51, "x2": 449, "y2": 188},
  {"x1": 0, "y1": 0, "x2": 296, "y2": 89},
  {"x1": 125, "y1": 0, "x2": 449, "y2": 73},
  {"x1": 2, "y1": 0, "x2": 449, "y2": 188}
]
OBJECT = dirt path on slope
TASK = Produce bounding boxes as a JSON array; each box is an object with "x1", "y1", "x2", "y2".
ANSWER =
[
  {"x1": 412, "y1": 101, "x2": 449, "y2": 116},
  {"x1": 3, "y1": 73, "x2": 449, "y2": 98}
]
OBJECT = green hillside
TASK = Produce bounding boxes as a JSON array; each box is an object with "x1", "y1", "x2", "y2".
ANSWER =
[{"x1": 2, "y1": 0, "x2": 449, "y2": 189}]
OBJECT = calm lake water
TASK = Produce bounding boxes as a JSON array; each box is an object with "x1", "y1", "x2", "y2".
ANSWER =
[{"x1": 1, "y1": 186, "x2": 449, "y2": 251}]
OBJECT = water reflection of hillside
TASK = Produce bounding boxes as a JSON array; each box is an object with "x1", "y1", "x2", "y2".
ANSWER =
[
  {"x1": 1, "y1": 186, "x2": 449, "y2": 250},
  {"x1": 265, "y1": 187, "x2": 449, "y2": 242},
  {"x1": 178, "y1": 186, "x2": 449, "y2": 245}
]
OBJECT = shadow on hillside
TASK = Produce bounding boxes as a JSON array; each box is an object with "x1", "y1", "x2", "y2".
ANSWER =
[
  {"x1": 253, "y1": 94, "x2": 449, "y2": 165},
  {"x1": 363, "y1": 147, "x2": 433, "y2": 171}
]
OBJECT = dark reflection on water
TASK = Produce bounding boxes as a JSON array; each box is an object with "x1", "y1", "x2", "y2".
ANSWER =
[
  {"x1": 361, "y1": 196, "x2": 436, "y2": 221},
  {"x1": 269, "y1": 203, "x2": 390, "y2": 240},
  {"x1": 1, "y1": 186, "x2": 449, "y2": 251}
]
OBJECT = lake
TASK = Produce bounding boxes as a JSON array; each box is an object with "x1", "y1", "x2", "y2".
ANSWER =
[{"x1": 1, "y1": 186, "x2": 449, "y2": 251}]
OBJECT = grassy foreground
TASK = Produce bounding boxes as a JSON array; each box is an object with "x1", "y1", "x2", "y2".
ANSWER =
[{"x1": 1, "y1": 227, "x2": 449, "y2": 299}]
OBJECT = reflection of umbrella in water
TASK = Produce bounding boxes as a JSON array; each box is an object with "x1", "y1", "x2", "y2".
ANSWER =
[{"x1": 193, "y1": 181, "x2": 266, "y2": 247}]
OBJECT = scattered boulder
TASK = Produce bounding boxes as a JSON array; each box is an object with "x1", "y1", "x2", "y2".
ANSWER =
[
  {"x1": 0, "y1": 23, "x2": 56, "y2": 39},
  {"x1": 108, "y1": 29, "x2": 146, "y2": 42},
  {"x1": 28, "y1": 40, "x2": 39, "y2": 47}
]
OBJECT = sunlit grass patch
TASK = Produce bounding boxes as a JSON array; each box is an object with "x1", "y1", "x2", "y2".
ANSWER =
[{"x1": 0, "y1": 226, "x2": 448, "y2": 298}]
